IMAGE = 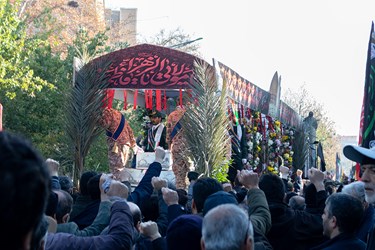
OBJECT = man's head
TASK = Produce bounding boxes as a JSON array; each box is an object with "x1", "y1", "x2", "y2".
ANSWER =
[
  {"x1": 192, "y1": 177, "x2": 223, "y2": 214},
  {"x1": 322, "y1": 193, "x2": 364, "y2": 239},
  {"x1": 46, "y1": 191, "x2": 58, "y2": 218},
  {"x1": 202, "y1": 190, "x2": 238, "y2": 216},
  {"x1": 0, "y1": 131, "x2": 50, "y2": 249},
  {"x1": 166, "y1": 214, "x2": 203, "y2": 250},
  {"x1": 341, "y1": 181, "x2": 366, "y2": 205},
  {"x1": 149, "y1": 110, "x2": 163, "y2": 125},
  {"x1": 59, "y1": 176, "x2": 74, "y2": 195},
  {"x1": 127, "y1": 202, "x2": 142, "y2": 230},
  {"x1": 54, "y1": 189, "x2": 74, "y2": 224},
  {"x1": 343, "y1": 145, "x2": 375, "y2": 204},
  {"x1": 187, "y1": 171, "x2": 199, "y2": 182},
  {"x1": 288, "y1": 195, "x2": 306, "y2": 211},
  {"x1": 259, "y1": 174, "x2": 285, "y2": 203},
  {"x1": 201, "y1": 204, "x2": 254, "y2": 250},
  {"x1": 87, "y1": 173, "x2": 102, "y2": 200},
  {"x1": 79, "y1": 170, "x2": 98, "y2": 195}
]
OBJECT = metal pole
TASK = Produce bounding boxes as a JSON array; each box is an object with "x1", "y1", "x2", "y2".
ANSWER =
[{"x1": 169, "y1": 37, "x2": 203, "y2": 49}]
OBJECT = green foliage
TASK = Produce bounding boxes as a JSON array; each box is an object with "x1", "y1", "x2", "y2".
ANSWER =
[
  {"x1": 1, "y1": 6, "x2": 68, "y2": 161},
  {"x1": 69, "y1": 28, "x2": 110, "y2": 58},
  {"x1": 211, "y1": 159, "x2": 231, "y2": 183},
  {"x1": 84, "y1": 133, "x2": 108, "y2": 173},
  {"x1": 0, "y1": 0, "x2": 52, "y2": 99},
  {"x1": 123, "y1": 104, "x2": 148, "y2": 138}
]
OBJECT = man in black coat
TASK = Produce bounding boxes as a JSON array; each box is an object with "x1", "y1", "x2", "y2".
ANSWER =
[
  {"x1": 259, "y1": 168, "x2": 328, "y2": 250},
  {"x1": 311, "y1": 193, "x2": 366, "y2": 250}
]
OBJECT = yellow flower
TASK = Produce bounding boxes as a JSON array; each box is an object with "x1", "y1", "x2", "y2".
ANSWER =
[
  {"x1": 275, "y1": 121, "x2": 281, "y2": 127},
  {"x1": 256, "y1": 146, "x2": 261, "y2": 152},
  {"x1": 282, "y1": 135, "x2": 289, "y2": 141},
  {"x1": 267, "y1": 166, "x2": 274, "y2": 171}
]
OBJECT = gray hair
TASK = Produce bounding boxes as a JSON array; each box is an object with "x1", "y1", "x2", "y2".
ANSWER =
[
  {"x1": 202, "y1": 204, "x2": 254, "y2": 250},
  {"x1": 289, "y1": 195, "x2": 306, "y2": 210},
  {"x1": 341, "y1": 181, "x2": 366, "y2": 203}
]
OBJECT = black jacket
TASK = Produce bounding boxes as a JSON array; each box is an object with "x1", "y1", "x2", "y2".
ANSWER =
[
  {"x1": 144, "y1": 125, "x2": 168, "y2": 152},
  {"x1": 266, "y1": 190, "x2": 328, "y2": 250},
  {"x1": 311, "y1": 232, "x2": 366, "y2": 250}
]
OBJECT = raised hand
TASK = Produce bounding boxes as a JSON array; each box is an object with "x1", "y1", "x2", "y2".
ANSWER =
[
  {"x1": 237, "y1": 169, "x2": 259, "y2": 189},
  {"x1": 161, "y1": 187, "x2": 179, "y2": 206},
  {"x1": 140, "y1": 221, "x2": 161, "y2": 241}
]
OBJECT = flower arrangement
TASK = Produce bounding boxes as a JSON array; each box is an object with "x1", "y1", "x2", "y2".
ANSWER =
[{"x1": 240, "y1": 108, "x2": 295, "y2": 175}]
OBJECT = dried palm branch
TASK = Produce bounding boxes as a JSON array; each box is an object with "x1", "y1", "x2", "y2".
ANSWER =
[
  {"x1": 65, "y1": 47, "x2": 111, "y2": 183},
  {"x1": 292, "y1": 125, "x2": 309, "y2": 171},
  {"x1": 181, "y1": 60, "x2": 230, "y2": 178}
]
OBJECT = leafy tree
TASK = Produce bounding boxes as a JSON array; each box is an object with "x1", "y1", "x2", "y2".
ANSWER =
[
  {"x1": 282, "y1": 85, "x2": 340, "y2": 172},
  {"x1": 1, "y1": 19, "x2": 117, "y2": 179},
  {"x1": 19, "y1": 0, "x2": 106, "y2": 55},
  {"x1": 0, "y1": 0, "x2": 52, "y2": 99},
  {"x1": 3, "y1": 1, "x2": 204, "y2": 180},
  {"x1": 0, "y1": 1, "x2": 66, "y2": 164}
]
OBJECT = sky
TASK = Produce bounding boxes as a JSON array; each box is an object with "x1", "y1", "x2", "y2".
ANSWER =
[{"x1": 106, "y1": 0, "x2": 375, "y2": 136}]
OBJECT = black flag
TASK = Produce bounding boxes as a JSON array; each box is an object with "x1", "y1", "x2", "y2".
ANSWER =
[{"x1": 317, "y1": 142, "x2": 326, "y2": 172}]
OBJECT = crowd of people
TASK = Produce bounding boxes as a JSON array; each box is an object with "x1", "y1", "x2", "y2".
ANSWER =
[{"x1": 2, "y1": 129, "x2": 375, "y2": 250}]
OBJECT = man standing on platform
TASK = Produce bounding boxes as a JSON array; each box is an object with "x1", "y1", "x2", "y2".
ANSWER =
[{"x1": 143, "y1": 109, "x2": 168, "y2": 152}]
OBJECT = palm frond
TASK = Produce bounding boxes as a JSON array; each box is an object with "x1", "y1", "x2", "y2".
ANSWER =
[
  {"x1": 181, "y1": 60, "x2": 230, "y2": 178},
  {"x1": 65, "y1": 47, "x2": 111, "y2": 182},
  {"x1": 292, "y1": 125, "x2": 309, "y2": 171}
]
